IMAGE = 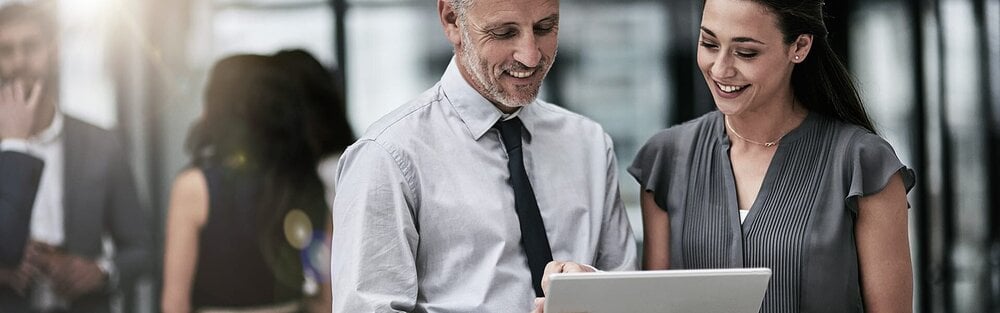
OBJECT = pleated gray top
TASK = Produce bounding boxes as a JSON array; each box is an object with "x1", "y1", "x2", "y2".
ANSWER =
[{"x1": 628, "y1": 111, "x2": 915, "y2": 313}]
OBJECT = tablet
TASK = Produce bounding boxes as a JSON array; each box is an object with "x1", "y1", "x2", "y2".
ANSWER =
[{"x1": 544, "y1": 268, "x2": 772, "y2": 313}]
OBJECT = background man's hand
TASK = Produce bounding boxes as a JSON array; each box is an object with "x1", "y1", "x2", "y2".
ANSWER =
[
  {"x1": 0, "y1": 80, "x2": 42, "y2": 139},
  {"x1": 0, "y1": 260, "x2": 40, "y2": 295},
  {"x1": 44, "y1": 251, "x2": 107, "y2": 300}
]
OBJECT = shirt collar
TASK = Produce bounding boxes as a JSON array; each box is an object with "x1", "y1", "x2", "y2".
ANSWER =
[
  {"x1": 31, "y1": 111, "x2": 64, "y2": 145},
  {"x1": 440, "y1": 57, "x2": 537, "y2": 140}
]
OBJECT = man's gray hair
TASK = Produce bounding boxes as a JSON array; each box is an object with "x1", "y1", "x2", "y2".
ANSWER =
[{"x1": 447, "y1": 0, "x2": 474, "y2": 21}]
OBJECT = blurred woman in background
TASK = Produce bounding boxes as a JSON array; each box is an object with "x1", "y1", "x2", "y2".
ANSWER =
[
  {"x1": 161, "y1": 52, "x2": 351, "y2": 313},
  {"x1": 273, "y1": 48, "x2": 355, "y2": 312}
]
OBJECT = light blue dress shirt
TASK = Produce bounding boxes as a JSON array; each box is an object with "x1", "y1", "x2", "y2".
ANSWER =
[{"x1": 331, "y1": 58, "x2": 638, "y2": 313}]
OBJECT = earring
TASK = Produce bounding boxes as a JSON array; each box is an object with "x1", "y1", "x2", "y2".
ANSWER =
[{"x1": 794, "y1": 55, "x2": 800, "y2": 60}]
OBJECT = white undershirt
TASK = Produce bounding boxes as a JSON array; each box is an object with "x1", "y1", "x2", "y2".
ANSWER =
[
  {"x1": 739, "y1": 209, "x2": 750, "y2": 223},
  {"x1": 23, "y1": 113, "x2": 66, "y2": 247}
]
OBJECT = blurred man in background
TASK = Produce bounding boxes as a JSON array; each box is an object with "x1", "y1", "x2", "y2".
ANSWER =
[{"x1": 0, "y1": 2, "x2": 152, "y2": 312}]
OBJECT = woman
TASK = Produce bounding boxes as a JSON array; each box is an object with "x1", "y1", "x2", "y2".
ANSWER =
[
  {"x1": 272, "y1": 49, "x2": 355, "y2": 312},
  {"x1": 161, "y1": 54, "x2": 346, "y2": 313},
  {"x1": 629, "y1": 0, "x2": 915, "y2": 312}
]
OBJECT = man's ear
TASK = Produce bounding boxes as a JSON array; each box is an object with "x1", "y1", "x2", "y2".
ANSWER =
[
  {"x1": 439, "y1": 0, "x2": 462, "y2": 46},
  {"x1": 790, "y1": 34, "x2": 813, "y2": 64}
]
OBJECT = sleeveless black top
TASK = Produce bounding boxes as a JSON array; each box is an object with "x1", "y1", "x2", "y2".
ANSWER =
[{"x1": 191, "y1": 165, "x2": 302, "y2": 308}]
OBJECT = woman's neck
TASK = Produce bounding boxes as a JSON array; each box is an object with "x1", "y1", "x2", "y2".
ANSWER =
[{"x1": 725, "y1": 96, "x2": 807, "y2": 147}]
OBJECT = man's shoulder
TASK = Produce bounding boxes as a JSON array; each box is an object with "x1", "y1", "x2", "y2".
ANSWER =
[
  {"x1": 358, "y1": 84, "x2": 442, "y2": 144},
  {"x1": 529, "y1": 100, "x2": 609, "y2": 137},
  {"x1": 62, "y1": 115, "x2": 126, "y2": 157},
  {"x1": 64, "y1": 115, "x2": 115, "y2": 140}
]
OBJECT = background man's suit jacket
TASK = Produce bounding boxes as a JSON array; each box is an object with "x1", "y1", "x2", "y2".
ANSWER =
[{"x1": 0, "y1": 116, "x2": 152, "y2": 313}]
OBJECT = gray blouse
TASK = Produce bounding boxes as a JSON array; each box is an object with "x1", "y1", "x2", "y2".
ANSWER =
[{"x1": 628, "y1": 111, "x2": 915, "y2": 313}]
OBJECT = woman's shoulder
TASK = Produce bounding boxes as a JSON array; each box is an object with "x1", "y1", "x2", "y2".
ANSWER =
[
  {"x1": 632, "y1": 111, "x2": 724, "y2": 169},
  {"x1": 818, "y1": 116, "x2": 895, "y2": 152},
  {"x1": 168, "y1": 167, "x2": 210, "y2": 227},
  {"x1": 641, "y1": 111, "x2": 723, "y2": 151}
]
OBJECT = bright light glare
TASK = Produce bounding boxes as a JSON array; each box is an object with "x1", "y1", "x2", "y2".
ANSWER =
[{"x1": 59, "y1": 0, "x2": 116, "y2": 21}]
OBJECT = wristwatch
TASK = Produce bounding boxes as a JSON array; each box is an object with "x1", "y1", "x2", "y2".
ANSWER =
[{"x1": 96, "y1": 258, "x2": 119, "y2": 289}]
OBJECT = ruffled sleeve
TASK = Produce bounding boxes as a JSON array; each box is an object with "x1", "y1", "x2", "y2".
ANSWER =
[
  {"x1": 845, "y1": 132, "x2": 917, "y2": 213},
  {"x1": 628, "y1": 130, "x2": 673, "y2": 209}
]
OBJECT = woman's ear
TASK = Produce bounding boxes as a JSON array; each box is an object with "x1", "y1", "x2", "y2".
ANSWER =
[
  {"x1": 790, "y1": 34, "x2": 814, "y2": 64},
  {"x1": 439, "y1": 0, "x2": 463, "y2": 46}
]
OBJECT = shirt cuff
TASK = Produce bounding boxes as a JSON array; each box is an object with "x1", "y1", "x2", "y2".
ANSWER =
[
  {"x1": 96, "y1": 257, "x2": 119, "y2": 290},
  {"x1": 0, "y1": 139, "x2": 30, "y2": 153}
]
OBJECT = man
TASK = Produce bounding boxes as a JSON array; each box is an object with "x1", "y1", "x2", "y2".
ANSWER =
[
  {"x1": 331, "y1": 0, "x2": 637, "y2": 312},
  {"x1": 0, "y1": 2, "x2": 152, "y2": 312}
]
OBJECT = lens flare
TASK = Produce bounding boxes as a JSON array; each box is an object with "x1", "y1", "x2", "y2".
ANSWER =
[{"x1": 283, "y1": 209, "x2": 312, "y2": 250}]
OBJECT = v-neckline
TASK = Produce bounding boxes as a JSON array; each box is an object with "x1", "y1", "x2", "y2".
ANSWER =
[
  {"x1": 725, "y1": 143, "x2": 785, "y2": 235},
  {"x1": 717, "y1": 111, "x2": 815, "y2": 236}
]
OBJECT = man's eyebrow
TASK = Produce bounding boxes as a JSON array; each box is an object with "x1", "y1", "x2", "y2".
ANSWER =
[
  {"x1": 537, "y1": 14, "x2": 559, "y2": 24},
  {"x1": 481, "y1": 13, "x2": 559, "y2": 30}
]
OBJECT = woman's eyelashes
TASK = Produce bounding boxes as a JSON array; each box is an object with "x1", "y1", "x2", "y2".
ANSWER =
[
  {"x1": 735, "y1": 50, "x2": 758, "y2": 58},
  {"x1": 700, "y1": 40, "x2": 759, "y2": 59}
]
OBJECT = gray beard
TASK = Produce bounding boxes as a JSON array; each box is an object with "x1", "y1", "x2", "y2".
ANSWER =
[{"x1": 458, "y1": 27, "x2": 553, "y2": 108}]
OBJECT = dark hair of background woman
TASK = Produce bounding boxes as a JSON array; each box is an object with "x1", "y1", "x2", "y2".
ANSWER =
[
  {"x1": 273, "y1": 49, "x2": 356, "y2": 156},
  {"x1": 745, "y1": 0, "x2": 878, "y2": 133},
  {"x1": 183, "y1": 54, "x2": 334, "y2": 291}
]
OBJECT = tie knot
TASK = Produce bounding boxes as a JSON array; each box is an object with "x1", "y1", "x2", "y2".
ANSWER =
[{"x1": 495, "y1": 117, "x2": 523, "y2": 152}]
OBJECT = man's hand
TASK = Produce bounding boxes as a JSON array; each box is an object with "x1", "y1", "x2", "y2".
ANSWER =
[
  {"x1": 0, "y1": 241, "x2": 52, "y2": 295},
  {"x1": 0, "y1": 80, "x2": 42, "y2": 139},
  {"x1": 540, "y1": 260, "x2": 596, "y2": 296},
  {"x1": 0, "y1": 260, "x2": 40, "y2": 295},
  {"x1": 531, "y1": 297, "x2": 545, "y2": 313},
  {"x1": 45, "y1": 252, "x2": 107, "y2": 300},
  {"x1": 530, "y1": 261, "x2": 597, "y2": 313}
]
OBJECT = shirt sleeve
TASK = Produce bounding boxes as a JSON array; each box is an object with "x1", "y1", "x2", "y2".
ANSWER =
[
  {"x1": 594, "y1": 133, "x2": 639, "y2": 271},
  {"x1": 331, "y1": 139, "x2": 419, "y2": 313},
  {"x1": 844, "y1": 132, "x2": 916, "y2": 213},
  {"x1": 627, "y1": 130, "x2": 673, "y2": 211}
]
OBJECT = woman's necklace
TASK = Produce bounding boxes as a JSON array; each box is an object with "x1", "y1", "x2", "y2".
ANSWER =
[{"x1": 724, "y1": 116, "x2": 785, "y2": 147}]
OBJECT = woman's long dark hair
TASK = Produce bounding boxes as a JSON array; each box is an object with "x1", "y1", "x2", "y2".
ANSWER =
[
  {"x1": 751, "y1": 0, "x2": 877, "y2": 133},
  {"x1": 184, "y1": 54, "x2": 334, "y2": 292},
  {"x1": 273, "y1": 49, "x2": 356, "y2": 157}
]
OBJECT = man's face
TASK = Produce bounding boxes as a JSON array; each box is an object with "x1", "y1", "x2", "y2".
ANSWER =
[
  {"x1": 0, "y1": 19, "x2": 54, "y2": 88},
  {"x1": 453, "y1": 0, "x2": 559, "y2": 111}
]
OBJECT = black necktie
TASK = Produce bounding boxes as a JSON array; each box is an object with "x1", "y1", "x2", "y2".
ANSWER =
[{"x1": 495, "y1": 117, "x2": 553, "y2": 297}]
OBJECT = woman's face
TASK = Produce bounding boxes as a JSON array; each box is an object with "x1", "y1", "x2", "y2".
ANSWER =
[{"x1": 697, "y1": 0, "x2": 799, "y2": 116}]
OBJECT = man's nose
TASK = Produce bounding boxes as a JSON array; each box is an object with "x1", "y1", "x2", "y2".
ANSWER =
[{"x1": 512, "y1": 34, "x2": 542, "y2": 68}]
